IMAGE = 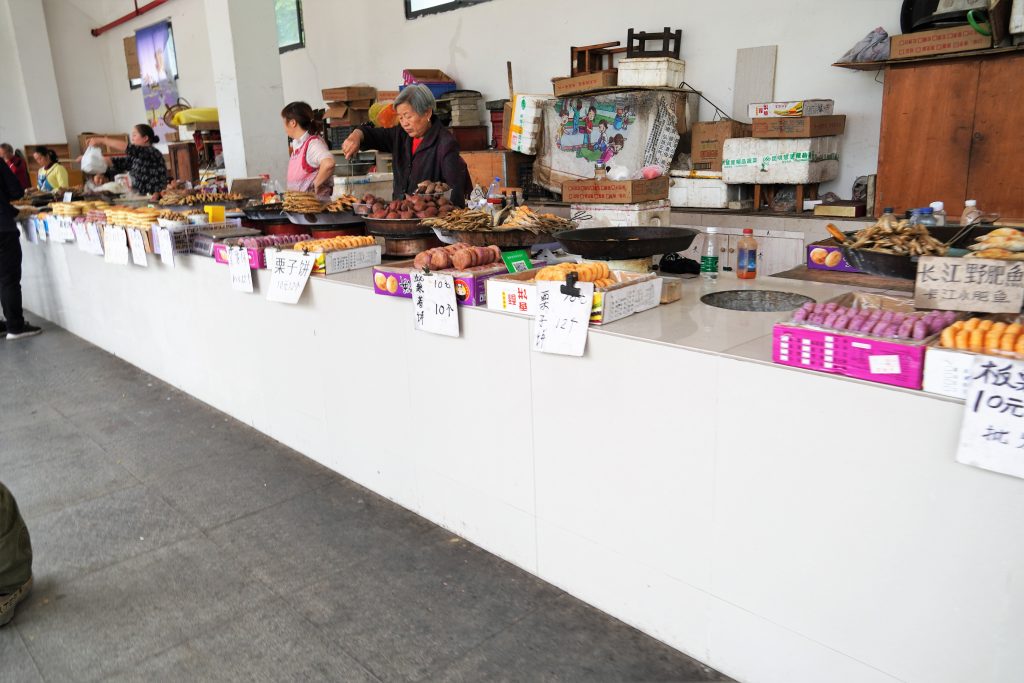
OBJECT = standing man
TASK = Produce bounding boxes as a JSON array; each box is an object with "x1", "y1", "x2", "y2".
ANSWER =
[
  {"x1": 0, "y1": 482, "x2": 33, "y2": 626},
  {"x1": 0, "y1": 160, "x2": 42, "y2": 340}
]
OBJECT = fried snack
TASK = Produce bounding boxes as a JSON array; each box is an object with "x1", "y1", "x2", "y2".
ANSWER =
[
  {"x1": 535, "y1": 262, "x2": 611, "y2": 283},
  {"x1": 283, "y1": 191, "x2": 325, "y2": 213},
  {"x1": 292, "y1": 235, "x2": 375, "y2": 252},
  {"x1": 847, "y1": 218, "x2": 947, "y2": 257},
  {"x1": 325, "y1": 194, "x2": 359, "y2": 213}
]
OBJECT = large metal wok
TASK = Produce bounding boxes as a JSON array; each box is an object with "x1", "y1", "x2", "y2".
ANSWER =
[
  {"x1": 838, "y1": 224, "x2": 988, "y2": 280},
  {"x1": 553, "y1": 226, "x2": 699, "y2": 260}
]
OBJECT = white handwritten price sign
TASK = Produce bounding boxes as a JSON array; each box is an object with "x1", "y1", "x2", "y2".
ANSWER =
[
  {"x1": 86, "y1": 222, "x2": 103, "y2": 255},
  {"x1": 267, "y1": 251, "x2": 315, "y2": 304},
  {"x1": 128, "y1": 228, "x2": 148, "y2": 267},
  {"x1": 916, "y1": 256, "x2": 1024, "y2": 313},
  {"x1": 158, "y1": 228, "x2": 175, "y2": 267},
  {"x1": 411, "y1": 271, "x2": 459, "y2": 337},
  {"x1": 957, "y1": 356, "x2": 1024, "y2": 480},
  {"x1": 104, "y1": 226, "x2": 129, "y2": 265},
  {"x1": 228, "y1": 246, "x2": 254, "y2": 293},
  {"x1": 62, "y1": 191, "x2": 73, "y2": 203},
  {"x1": 59, "y1": 218, "x2": 75, "y2": 242},
  {"x1": 532, "y1": 279, "x2": 594, "y2": 357}
]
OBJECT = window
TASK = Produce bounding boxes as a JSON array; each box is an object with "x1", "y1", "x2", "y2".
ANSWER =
[
  {"x1": 276, "y1": 0, "x2": 305, "y2": 53},
  {"x1": 405, "y1": 0, "x2": 492, "y2": 20}
]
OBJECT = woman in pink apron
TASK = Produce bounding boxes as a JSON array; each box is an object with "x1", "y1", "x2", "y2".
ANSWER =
[{"x1": 281, "y1": 102, "x2": 335, "y2": 200}]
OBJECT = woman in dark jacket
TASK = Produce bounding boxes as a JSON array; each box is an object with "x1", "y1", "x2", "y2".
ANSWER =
[
  {"x1": 88, "y1": 124, "x2": 169, "y2": 197},
  {"x1": 341, "y1": 84, "x2": 471, "y2": 206}
]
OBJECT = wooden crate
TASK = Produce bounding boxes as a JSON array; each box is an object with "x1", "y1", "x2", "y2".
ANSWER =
[{"x1": 77, "y1": 133, "x2": 129, "y2": 156}]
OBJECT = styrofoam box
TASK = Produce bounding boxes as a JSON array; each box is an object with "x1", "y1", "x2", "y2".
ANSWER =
[
  {"x1": 668, "y1": 176, "x2": 751, "y2": 209},
  {"x1": 570, "y1": 199, "x2": 671, "y2": 229},
  {"x1": 721, "y1": 136, "x2": 839, "y2": 184},
  {"x1": 616, "y1": 57, "x2": 685, "y2": 88}
]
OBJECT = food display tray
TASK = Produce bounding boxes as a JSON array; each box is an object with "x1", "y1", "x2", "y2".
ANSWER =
[{"x1": 284, "y1": 211, "x2": 365, "y2": 227}]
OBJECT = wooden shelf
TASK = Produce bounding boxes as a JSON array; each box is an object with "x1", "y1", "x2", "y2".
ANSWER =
[{"x1": 833, "y1": 44, "x2": 1024, "y2": 71}]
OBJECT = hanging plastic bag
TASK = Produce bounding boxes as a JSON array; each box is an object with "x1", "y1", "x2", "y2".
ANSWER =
[{"x1": 81, "y1": 145, "x2": 108, "y2": 175}]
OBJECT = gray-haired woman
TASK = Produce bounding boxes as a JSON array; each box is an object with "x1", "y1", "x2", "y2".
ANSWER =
[{"x1": 342, "y1": 84, "x2": 471, "y2": 206}]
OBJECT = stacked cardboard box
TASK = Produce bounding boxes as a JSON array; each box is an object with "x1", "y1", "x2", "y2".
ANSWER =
[
  {"x1": 322, "y1": 85, "x2": 377, "y2": 127},
  {"x1": 441, "y1": 91, "x2": 483, "y2": 126}
]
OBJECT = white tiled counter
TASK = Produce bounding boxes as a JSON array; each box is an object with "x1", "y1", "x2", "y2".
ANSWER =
[{"x1": 19, "y1": 237, "x2": 1023, "y2": 683}]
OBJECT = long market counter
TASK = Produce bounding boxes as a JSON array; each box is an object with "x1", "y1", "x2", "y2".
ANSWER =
[{"x1": 19, "y1": 238, "x2": 1023, "y2": 683}]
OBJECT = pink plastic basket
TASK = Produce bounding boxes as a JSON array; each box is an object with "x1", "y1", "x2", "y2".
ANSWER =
[{"x1": 772, "y1": 324, "x2": 927, "y2": 390}]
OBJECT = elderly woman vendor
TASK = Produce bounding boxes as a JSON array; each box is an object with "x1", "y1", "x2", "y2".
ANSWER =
[{"x1": 341, "y1": 84, "x2": 470, "y2": 207}]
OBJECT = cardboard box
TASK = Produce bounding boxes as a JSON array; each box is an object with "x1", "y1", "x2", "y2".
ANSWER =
[
  {"x1": 561, "y1": 176, "x2": 670, "y2": 204},
  {"x1": 460, "y1": 150, "x2": 529, "y2": 190},
  {"x1": 552, "y1": 70, "x2": 617, "y2": 97},
  {"x1": 402, "y1": 69, "x2": 453, "y2": 85},
  {"x1": 486, "y1": 269, "x2": 663, "y2": 325},
  {"x1": 690, "y1": 120, "x2": 752, "y2": 172},
  {"x1": 748, "y1": 99, "x2": 834, "y2": 119},
  {"x1": 213, "y1": 242, "x2": 266, "y2": 269},
  {"x1": 325, "y1": 105, "x2": 370, "y2": 125},
  {"x1": 266, "y1": 244, "x2": 381, "y2": 276},
  {"x1": 890, "y1": 25, "x2": 992, "y2": 60},
  {"x1": 371, "y1": 259, "x2": 507, "y2": 306},
  {"x1": 752, "y1": 115, "x2": 846, "y2": 139},
  {"x1": 813, "y1": 201, "x2": 866, "y2": 218},
  {"x1": 321, "y1": 86, "x2": 377, "y2": 102},
  {"x1": 806, "y1": 240, "x2": 862, "y2": 273}
]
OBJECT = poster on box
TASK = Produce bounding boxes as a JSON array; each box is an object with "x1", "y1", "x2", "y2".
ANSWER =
[
  {"x1": 135, "y1": 20, "x2": 179, "y2": 140},
  {"x1": 534, "y1": 91, "x2": 687, "y2": 193}
]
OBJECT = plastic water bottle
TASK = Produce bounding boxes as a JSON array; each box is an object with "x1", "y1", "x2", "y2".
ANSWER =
[
  {"x1": 701, "y1": 227, "x2": 720, "y2": 282},
  {"x1": 915, "y1": 207, "x2": 937, "y2": 227},
  {"x1": 485, "y1": 176, "x2": 502, "y2": 214},
  {"x1": 736, "y1": 228, "x2": 758, "y2": 280},
  {"x1": 929, "y1": 201, "x2": 947, "y2": 226},
  {"x1": 962, "y1": 199, "x2": 982, "y2": 225}
]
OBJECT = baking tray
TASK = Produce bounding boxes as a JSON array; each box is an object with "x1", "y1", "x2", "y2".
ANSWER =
[
  {"x1": 242, "y1": 204, "x2": 284, "y2": 220},
  {"x1": 553, "y1": 226, "x2": 698, "y2": 260}
]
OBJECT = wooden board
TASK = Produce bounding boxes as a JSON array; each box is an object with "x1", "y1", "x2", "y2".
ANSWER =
[
  {"x1": 967, "y1": 52, "x2": 1024, "y2": 220},
  {"x1": 772, "y1": 265, "x2": 915, "y2": 293},
  {"x1": 875, "y1": 59, "x2": 979, "y2": 217},
  {"x1": 732, "y1": 46, "x2": 777, "y2": 123}
]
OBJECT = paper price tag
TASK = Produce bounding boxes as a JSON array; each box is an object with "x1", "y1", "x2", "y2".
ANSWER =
[
  {"x1": 63, "y1": 191, "x2": 73, "y2": 203},
  {"x1": 228, "y1": 246, "x2": 254, "y2": 293},
  {"x1": 86, "y1": 222, "x2": 103, "y2": 255},
  {"x1": 532, "y1": 280, "x2": 594, "y2": 357},
  {"x1": 957, "y1": 356, "x2": 1024, "y2": 480},
  {"x1": 59, "y1": 218, "x2": 75, "y2": 242},
  {"x1": 103, "y1": 226, "x2": 129, "y2": 265},
  {"x1": 38, "y1": 219, "x2": 49, "y2": 242},
  {"x1": 267, "y1": 251, "x2": 315, "y2": 304},
  {"x1": 128, "y1": 229, "x2": 148, "y2": 267},
  {"x1": 411, "y1": 271, "x2": 459, "y2": 337},
  {"x1": 158, "y1": 228, "x2": 175, "y2": 267},
  {"x1": 71, "y1": 222, "x2": 86, "y2": 249}
]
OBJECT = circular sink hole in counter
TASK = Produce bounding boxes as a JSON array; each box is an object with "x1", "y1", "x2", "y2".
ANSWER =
[{"x1": 700, "y1": 290, "x2": 815, "y2": 313}]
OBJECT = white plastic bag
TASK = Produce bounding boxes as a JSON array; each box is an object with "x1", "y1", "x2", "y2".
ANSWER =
[{"x1": 81, "y1": 145, "x2": 108, "y2": 175}]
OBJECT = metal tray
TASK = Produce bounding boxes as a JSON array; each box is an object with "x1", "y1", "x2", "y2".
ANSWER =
[
  {"x1": 364, "y1": 216, "x2": 429, "y2": 236},
  {"x1": 285, "y1": 211, "x2": 365, "y2": 227},
  {"x1": 838, "y1": 225, "x2": 988, "y2": 280},
  {"x1": 434, "y1": 228, "x2": 558, "y2": 249},
  {"x1": 553, "y1": 226, "x2": 699, "y2": 260}
]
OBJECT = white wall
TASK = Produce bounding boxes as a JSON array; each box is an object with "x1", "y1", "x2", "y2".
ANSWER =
[
  {"x1": 42, "y1": 0, "x2": 217, "y2": 153},
  {"x1": 284, "y1": 0, "x2": 899, "y2": 195},
  {"x1": 0, "y1": 0, "x2": 35, "y2": 148}
]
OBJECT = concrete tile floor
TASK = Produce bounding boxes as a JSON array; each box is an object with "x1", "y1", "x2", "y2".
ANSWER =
[{"x1": 0, "y1": 320, "x2": 732, "y2": 682}]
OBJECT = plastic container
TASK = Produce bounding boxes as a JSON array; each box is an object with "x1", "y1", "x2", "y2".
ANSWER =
[
  {"x1": 962, "y1": 199, "x2": 982, "y2": 225},
  {"x1": 929, "y1": 201, "x2": 947, "y2": 226},
  {"x1": 485, "y1": 176, "x2": 502, "y2": 214},
  {"x1": 616, "y1": 57, "x2": 685, "y2": 88},
  {"x1": 912, "y1": 207, "x2": 937, "y2": 227},
  {"x1": 736, "y1": 228, "x2": 758, "y2": 280},
  {"x1": 701, "y1": 227, "x2": 720, "y2": 282}
]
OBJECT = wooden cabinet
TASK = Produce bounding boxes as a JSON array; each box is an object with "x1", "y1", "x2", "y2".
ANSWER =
[
  {"x1": 460, "y1": 150, "x2": 530, "y2": 190},
  {"x1": 876, "y1": 52, "x2": 1024, "y2": 219},
  {"x1": 168, "y1": 142, "x2": 199, "y2": 184}
]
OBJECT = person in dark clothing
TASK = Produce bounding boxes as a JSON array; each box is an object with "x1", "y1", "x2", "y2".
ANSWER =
[
  {"x1": 89, "y1": 124, "x2": 169, "y2": 197},
  {"x1": 0, "y1": 144, "x2": 31, "y2": 190},
  {"x1": 0, "y1": 482, "x2": 33, "y2": 627},
  {"x1": 0, "y1": 161, "x2": 41, "y2": 340},
  {"x1": 342, "y1": 84, "x2": 471, "y2": 206}
]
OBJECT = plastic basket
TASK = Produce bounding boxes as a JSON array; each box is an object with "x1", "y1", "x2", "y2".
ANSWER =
[{"x1": 399, "y1": 82, "x2": 457, "y2": 98}]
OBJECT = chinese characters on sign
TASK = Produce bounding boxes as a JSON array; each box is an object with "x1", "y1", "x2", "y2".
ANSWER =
[
  {"x1": 267, "y1": 251, "x2": 315, "y2": 304},
  {"x1": 158, "y1": 228, "x2": 174, "y2": 267},
  {"x1": 104, "y1": 226, "x2": 130, "y2": 266},
  {"x1": 915, "y1": 256, "x2": 1024, "y2": 313},
  {"x1": 86, "y1": 223, "x2": 103, "y2": 256},
  {"x1": 227, "y1": 246, "x2": 254, "y2": 293},
  {"x1": 532, "y1": 280, "x2": 594, "y2": 356},
  {"x1": 957, "y1": 356, "x2": 1024, "y2": 480},
  {"x1": 411, "y1": 271, "x2": 459, "y2": 337},
  {"x1": 128, "y1": 228, "x2": 148, "y2": 267}
]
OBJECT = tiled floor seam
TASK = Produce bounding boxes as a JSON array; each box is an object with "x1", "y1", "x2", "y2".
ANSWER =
[{"x1": 12, "y1": 625, "x2": 46, "y2": 682}]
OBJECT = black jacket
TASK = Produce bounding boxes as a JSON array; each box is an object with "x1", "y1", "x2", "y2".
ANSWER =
[
  {"x1": 0, "y1": 161, "x2": 25, "y2": 233},
  {"x1": 358, "y1": 118, "x2": 471, "y2": 206}
]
